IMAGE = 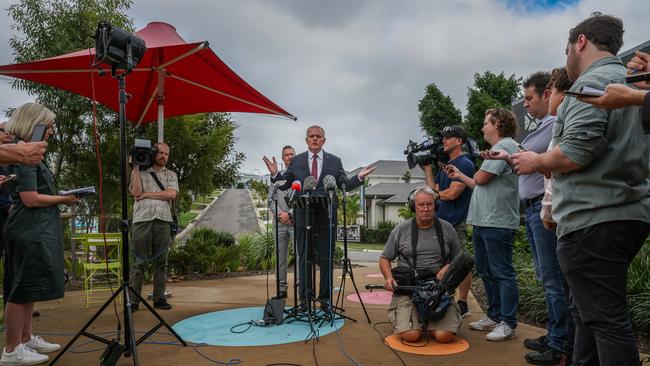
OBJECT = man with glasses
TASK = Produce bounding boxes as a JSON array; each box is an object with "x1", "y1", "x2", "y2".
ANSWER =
[{"x1": 423, "y1": 125, "x2": 474, "y2": 318}]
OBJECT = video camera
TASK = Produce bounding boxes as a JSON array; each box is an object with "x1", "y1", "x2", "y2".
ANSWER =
[
  {"x1": 130, "y1": 138, "x2": 158, "y2": 168},
  {"x1": 366, "y1": 252, "x2": 475, "y2": 324},
  {"x1": 403, "y1": 134, "x2": 480, "y2": 169},
  {"x1": 404, "y1": 136, "x2": 445, "y2": 169}
]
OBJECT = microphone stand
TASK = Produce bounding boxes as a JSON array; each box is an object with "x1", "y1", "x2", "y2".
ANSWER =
[
  {"x1": 335, "y1": 181, "x2": 371, "y2": 323},
  {"x1": 271, "y1": 187, "x2": 281, "y2": 299},
  {"x1": 303, "y1": 188, "x2": 318, "y2": 340}
]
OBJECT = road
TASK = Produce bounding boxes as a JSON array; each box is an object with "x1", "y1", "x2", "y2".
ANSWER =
[{"x1": 190, "y1": 188, "x2": 260, "y2": 236}]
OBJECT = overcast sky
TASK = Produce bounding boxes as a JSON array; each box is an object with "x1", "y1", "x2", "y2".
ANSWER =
[{"x1": 1, "y1": 0, "x2": 649, "y2": 175}]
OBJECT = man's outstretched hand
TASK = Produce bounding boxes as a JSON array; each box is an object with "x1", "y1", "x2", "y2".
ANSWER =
[
  {"x1": 262, "y1": 155, "x2": 279, "y2": 176},
  {"x1": 357, "y1": 165, "x2": 377, "y2": 180}
]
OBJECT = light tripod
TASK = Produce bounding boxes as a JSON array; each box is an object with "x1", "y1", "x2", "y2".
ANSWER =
[{"x1": 49, "y1": 69, "x2": 186, "y2": 366}]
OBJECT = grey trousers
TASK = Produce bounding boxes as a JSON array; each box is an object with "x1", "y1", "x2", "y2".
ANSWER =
[
  {"x1": 129, "y1": 219, "x2": 171, "y2": 304},
  {"x1": 275, "y1": 222, "x2": 294, "y2": 291}
]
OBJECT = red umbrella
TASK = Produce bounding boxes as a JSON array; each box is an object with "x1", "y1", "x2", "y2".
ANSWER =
[{"x1": 0, "y1": 21, "x2": 295, "y2": 140}]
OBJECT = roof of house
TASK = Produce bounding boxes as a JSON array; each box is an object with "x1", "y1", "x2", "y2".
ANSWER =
[
  {"x1": 350, "y1": 160, "x2": 425, "y2": 179},
  {"x1": 365, "y1": 182, "x2": 422, "y2": 204}
]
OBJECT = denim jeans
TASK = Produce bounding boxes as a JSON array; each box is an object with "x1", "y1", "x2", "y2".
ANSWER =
[
  {"x1": 472, "y1": 226, "x2": 519, "y2": 328},
  {"x1": 525, "y1": 200, "x2": 568, "y2": 352},
  {"x1": 557, "y1": 220, "x2": 650, "y2": 366}
]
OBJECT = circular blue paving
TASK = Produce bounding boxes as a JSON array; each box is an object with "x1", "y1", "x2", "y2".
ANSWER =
[{"x1": 173, "y1": 306, "x2": 345, "y2": 346}]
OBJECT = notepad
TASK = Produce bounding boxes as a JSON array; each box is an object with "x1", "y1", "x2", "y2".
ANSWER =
[{"x1": 59, "y1": 186, "x2": 96, "y2": 197}]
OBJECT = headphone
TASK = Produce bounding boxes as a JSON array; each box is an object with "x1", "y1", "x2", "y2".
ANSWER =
[{"x1": 407, "y1": 187, "x2": 440, "y2": 213}]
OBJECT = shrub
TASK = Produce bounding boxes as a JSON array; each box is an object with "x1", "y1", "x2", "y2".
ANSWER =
[
  {"x1": 361, "y1": 220, "x2": 396, "y2": 243},
  {"x1": 168, "y1": 228, "x2": 238, "y2": 274}
]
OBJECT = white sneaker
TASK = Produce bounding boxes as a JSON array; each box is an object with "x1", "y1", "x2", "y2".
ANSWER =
[
  {"x1": 23, "y1": 336, "x2": 60, "y2": 354},
  {"x1": 486, "y1": 321, "x2": 516, "y2": 341},
  {"x1": 469, "y1": 315, "x2": 498, "y2": 331},
  {"x1": 1, "y1": 344, "x2": 49, "y2": 365}
]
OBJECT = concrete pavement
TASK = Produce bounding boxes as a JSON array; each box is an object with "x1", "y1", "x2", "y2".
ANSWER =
[{"x1": 186, "y1": 188, "x2": 260, "y2": 238}]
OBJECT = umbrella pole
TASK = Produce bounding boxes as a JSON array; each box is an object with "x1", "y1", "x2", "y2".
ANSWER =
[{"x1": 157, "y1": 70, "x2": 165, "y2": 142}]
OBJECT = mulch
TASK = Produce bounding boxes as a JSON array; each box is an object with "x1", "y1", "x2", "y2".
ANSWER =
[{"x1": 470, "y1": 275, "x2": 649, "y2": 354}]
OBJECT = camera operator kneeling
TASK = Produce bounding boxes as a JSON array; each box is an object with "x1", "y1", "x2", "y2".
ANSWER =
[{"x1": 379, "y1": 186, "x2": 462, "y2": 343}]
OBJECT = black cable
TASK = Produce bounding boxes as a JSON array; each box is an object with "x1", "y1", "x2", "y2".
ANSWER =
[
  {"x1": 372, "y1": 322, "x2": 407, "y2": 366},
  {"x1": 311, "y1": 338, "x2": 319, "y2": 366},
  {"x1": 193, "y1": 343, "x2": 242, "y2": 366},
  {"x1": 229, "y1": 321, "x2": 254, "y2": 334},
  {"x1": 333, "y1": 324, "x2": 362, "y2": 366}
]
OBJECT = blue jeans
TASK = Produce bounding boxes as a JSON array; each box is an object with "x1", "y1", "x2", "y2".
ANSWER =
[
  {"x1": 472, "y1": 226, "x2": 519, "y2": 328},
  {"x1": 525, "y1": 200, "x2": 568, "y2": 352}
]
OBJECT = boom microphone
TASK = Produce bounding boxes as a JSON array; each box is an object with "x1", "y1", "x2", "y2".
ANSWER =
[
  {"x1": 323, "y1": 175, "x2": 336, "y2": 197},
  {"x1": 303, "y1": 176, "x2": 317, "y2": 192}
]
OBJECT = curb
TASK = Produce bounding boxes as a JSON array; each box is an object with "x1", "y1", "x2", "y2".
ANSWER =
[{"x1": 176, "y1": 193, "x2": 222, "y2": 243}]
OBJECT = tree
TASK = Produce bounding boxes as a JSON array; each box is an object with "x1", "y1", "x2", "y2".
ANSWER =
[
  {"x1": 250, "y1": 180, "x2": 268, "y2": 203},
  {"x1": 338, "y1": 193, "x2": 360, "y2": 226},
  {"x1": 8, "y1": 0, "x2": 134, "y2": 222},
  {"x1": 464, "y1": 71, "x2": 521, "y2": 150},
  {"x1": 418, "y1": 82, "x2": 462, "y2": 137},
  {"x1": 397, "y1": 206, "x2": 415, "y2": 220},
  {"x1": 141, "y1": 113, "x2": 245, "y2": 212},
  {"x1": 402, "y1": 170, "x2": 411, "y2": 183}
]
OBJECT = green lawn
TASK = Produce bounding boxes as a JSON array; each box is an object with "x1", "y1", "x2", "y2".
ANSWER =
[
  {"x1": 179, "y1": 211, "x2": 199, "y2": 228},
  {"x1": 336, "y1": 241, "x2": 384, "y2": 251},
  {"x1": 190, "y1": 202, "x2": 206, "y2": 210}
]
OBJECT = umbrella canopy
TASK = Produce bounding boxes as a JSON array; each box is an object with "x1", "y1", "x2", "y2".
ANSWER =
[{"x1": 0, "y1": 21, "x2": 295, "y2": 140}]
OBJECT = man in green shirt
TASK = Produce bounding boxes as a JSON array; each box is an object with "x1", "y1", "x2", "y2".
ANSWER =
[{"x1": 512, "y1": 13, "x2": 650, "y2": 366}]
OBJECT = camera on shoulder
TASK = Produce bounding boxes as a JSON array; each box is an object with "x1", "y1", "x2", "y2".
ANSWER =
[{"x1": 130, "y1": 138, "x2": 158, "y2": 169}]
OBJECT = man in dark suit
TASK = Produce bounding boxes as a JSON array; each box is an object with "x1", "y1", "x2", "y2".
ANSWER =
[{"x1": 263, "y1": 125, "x2": 375, "y2": 309}]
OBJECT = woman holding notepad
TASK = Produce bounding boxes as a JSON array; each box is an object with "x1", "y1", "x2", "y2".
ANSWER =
[{"x1": 1, "y1": 103, "x2": 78, "y2": 365}]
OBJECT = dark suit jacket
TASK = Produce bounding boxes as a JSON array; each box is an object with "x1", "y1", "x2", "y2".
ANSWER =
[{"x1": 272, "y1": 150, "x2": 363, "y2": 228}]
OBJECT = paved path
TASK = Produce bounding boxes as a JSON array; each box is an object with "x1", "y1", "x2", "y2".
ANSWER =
[{"x1": 189, "y1": 189, "x2": 260, "y2": 236}]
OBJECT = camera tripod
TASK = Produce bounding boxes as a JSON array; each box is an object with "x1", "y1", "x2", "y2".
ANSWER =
[{"x1": 49, "y1": 71, "x2": 185, "y2": 366}]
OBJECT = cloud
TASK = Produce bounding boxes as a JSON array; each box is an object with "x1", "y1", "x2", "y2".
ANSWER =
[{"x1": 0, "y1": 0, "x2": 648, "y2": 174}]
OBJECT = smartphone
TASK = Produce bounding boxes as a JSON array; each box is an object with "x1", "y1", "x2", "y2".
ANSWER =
[
  {"x1": 31, "y1": 125, "x2": 47, "y2": 142},
  {"x1": 626, "y1": 72, "x2": 650, "y2": 84},
  {"x1": 0, "y1": 174, "x2": 16, "y2": 185},
  {"x1": 437, "y1": 161, "x2": 448, "y2": 170},
  {"x1": 516, "y1": 143, "x2": 527, "y2": 152}
]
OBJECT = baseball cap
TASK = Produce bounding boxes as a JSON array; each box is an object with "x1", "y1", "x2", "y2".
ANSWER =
[{"x1": 441, "y1": 125, "x2": 468, "y2": 142}]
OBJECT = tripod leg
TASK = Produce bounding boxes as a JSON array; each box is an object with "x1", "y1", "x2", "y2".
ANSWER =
[
  {"x1": 345, "y1": 258, "x2": 371, "y2": 324},
  {"x1": 129, "y1": 287, "x2": 187, "y2": 346},
  {"x1": 49, "y1": 286, "x2": 124, "y2": 365}
]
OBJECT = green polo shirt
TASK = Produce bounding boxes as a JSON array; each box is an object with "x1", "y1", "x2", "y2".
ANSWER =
[
  {"x1": 552, "y1": 56, "x2": 650, "y2": 239},
  {"x1": 466, "y1": 137, "x2": 520, "y2": 230}
]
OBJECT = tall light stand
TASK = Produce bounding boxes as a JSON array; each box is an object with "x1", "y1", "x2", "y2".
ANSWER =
[{"x1": 49, "y1": 70, "x2": 186, "y2": 366}]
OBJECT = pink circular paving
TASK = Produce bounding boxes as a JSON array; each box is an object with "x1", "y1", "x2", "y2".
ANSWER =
[
  {"x1": 346, "y1": 291, "x2": 392, "y2": 305},
  {"x1": 365, "y1": 273, "x2": 384, "y2": 278}
]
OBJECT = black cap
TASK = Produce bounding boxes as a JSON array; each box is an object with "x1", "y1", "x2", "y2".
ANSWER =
[{"x1": 441, "y1": 125, "x2": 468, "y2": 142}]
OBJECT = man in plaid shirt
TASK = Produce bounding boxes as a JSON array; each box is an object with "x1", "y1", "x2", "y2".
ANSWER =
[{"x1": 129, "y1": 142, "x2": 178, "y2": 311}]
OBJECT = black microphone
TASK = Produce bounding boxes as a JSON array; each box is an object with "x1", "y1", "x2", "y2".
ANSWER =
[
  {"x1": 337, "y1": 175, "x2": 348, "y2": 191},
  {"x1": 323, "y1": 175, "x2": 336, "y2": 197},
  {"x1": 303, "y1": 176, "x2": 317, "y2": 192},
  {"x1": 267, "y1": 180, "x2": 286, "y2": 206}
]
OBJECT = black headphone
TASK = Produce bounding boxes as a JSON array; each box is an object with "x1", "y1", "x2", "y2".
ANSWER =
[{"x1": 407, "y1": 187, "x2": 440, "y2": 213}]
